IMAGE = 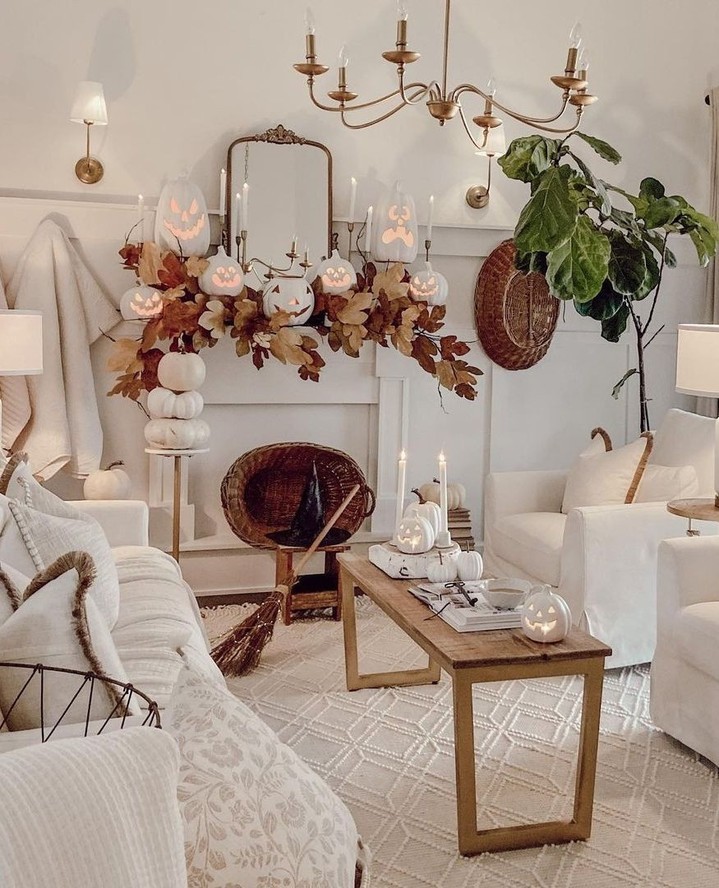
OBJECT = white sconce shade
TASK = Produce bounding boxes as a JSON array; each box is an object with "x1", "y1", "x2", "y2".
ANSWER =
[
  {"x1": 70, "y1": 81, "x2": 108, "y2": 125},
  {"x1": 0, "y1": 310, "x2": 43, "y2": 375},
  {"x1": 476, "y1": 125, "x2": 506, "y2": 158},
  {"x1": 675, "y1": 324, "x2": 719, "y2": 397}
]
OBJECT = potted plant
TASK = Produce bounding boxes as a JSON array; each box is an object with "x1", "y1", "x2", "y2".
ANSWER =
[{"x1": 498, "y1": 132, "x2": 718, "y2": 431}]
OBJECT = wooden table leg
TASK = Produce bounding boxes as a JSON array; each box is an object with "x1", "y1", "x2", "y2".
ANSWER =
[
  {"x1": 452, "y1": 671, "x2": 479, "y2": 851},
  {"x1": 572, "y1": 657, "x2": 605, "y2": 838},
  {"x1": 275, "y1": 549, "x2": 293, "y2": 626},
  {"x1": 171, "y1": 455, "x2": 181, "y2": 563},
  {"x1": 325, "y1": 550, "x2": 343, "y2": 621}
]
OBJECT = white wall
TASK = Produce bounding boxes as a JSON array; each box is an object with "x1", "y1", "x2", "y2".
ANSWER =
[{"x1": 0, "y1": 0, "x2": 715, "y2": 596}]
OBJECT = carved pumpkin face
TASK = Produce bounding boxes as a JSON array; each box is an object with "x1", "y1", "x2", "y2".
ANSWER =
[
  {"x1": 120, "y1": 284, "x2": 163, "y2": 320},
  {"x1": 373, "y1": 182, "x2": 419, "y2": 263},
  {"x1": 395, "y1": 515, "x2": 435, "y2": 554},
  {"x1": 520, "y1": 586, "x2": 572, "y2": 643},
  {"x1": 316, "y1": 250, "x2": 357, "y2": 296},
  {"x1": 261, "y1": 276, "x2": 315, "y2": 326},
  {"x1": 199, "y1": 247, "x2": 244, "y2": 297},
  {"x1": 154, "y1": 176, "x2": 210, "y2": 257},
  {"x1": 409, "y1": 263, "x2": 449, "y2": 306}
]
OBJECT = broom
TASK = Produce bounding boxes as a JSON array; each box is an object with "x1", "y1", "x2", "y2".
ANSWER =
[{"x1": 211, "y1": 484, "x2": 361, "y2": 677}]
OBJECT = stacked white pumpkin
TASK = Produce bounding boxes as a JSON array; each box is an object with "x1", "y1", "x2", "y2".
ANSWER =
[{"x1": 144, "y1": 352, "x2": 211, "y2": 451}]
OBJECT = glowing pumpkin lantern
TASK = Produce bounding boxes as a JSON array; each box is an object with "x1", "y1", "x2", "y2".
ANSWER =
[
  {"x1": 154, "y1": 176, "x2": 210, "y2": 257},
  {"x1": 198, "y1": 247, "x2": 244, "y2": 297},
  {"x1": 120, "y1": 284, "x2": 164, "y2": 320},
  {"x1": 261, "y1": 276, "x2": 315, "y2": 326},
  {"x1": 315, "y1": 249, "x2": 357, "y2": 296},
  {"x1": 409, "y1": 262, "x2": 449, "y2": 306},
  {"x1": 394, "y1": 515, "x2": 436, "y2": 554},
  {"x1": 373, "y1": 181, "x2": 419, "y2": 263},
  {"x1": 520, "y1": 585, "x2": 572, "y2": 643}
]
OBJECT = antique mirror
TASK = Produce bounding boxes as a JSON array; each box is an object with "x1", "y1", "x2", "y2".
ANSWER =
[{"x1": 224, "y1": 124, "x2": 333, "y2": 279}]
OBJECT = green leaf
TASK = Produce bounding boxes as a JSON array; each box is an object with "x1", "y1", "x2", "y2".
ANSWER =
[
  {"x1": 574, "y1": 281, "x2": 623, "y2": 320},
  {"x1": 608, "y1": 232, "x2": 647, "y2": 296},
  {"x1": 639, "y1": 177, "x2": 665, "y2": 201},
  {"x1": 690, "y1": 227, "x2": 714, "y2": 267},
  {"x1": 611, "y1": 368, "x2": 638, "y2": 399},
  {"x1": 641, "y1": 197, "x2": 680, "y2": 229},
  {"x1": 546, "y1": 215, "x2": 611, "y2": 302},
  {"x1": 515, "y1": 166, "x2": 579, "y2": 254},
  {"x1": 634, "y1": 246, "x2": 660, "y2": 300},
  {"x1": 664, "y1": 246, "x2": 677, "y2": 268},
  {"x1": 573, "y1": 132, "x2": 622, "y2": 164},
  {"x1": 498, "y1": 135, "x2": 561, "y2": 183},
  {"x1": 601, "y1": 302, "x2": 630, "y2": 342},
  {"x1": 568, "y1": 152, "x2": 612, "y2": 216}
]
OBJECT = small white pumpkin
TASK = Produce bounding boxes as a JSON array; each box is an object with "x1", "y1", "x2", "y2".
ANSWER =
[
  {"x1": 404, "y1": 500, "x2": 442, "y2": 538},
  {"x1": 154, "y1": 175, "x2": 210, "y2": 257},
  {"x1": 395, "y1": 515, "x2": 436, "y2": 554},
  {"x1": 198, "y1": 247, "x2": 244, "y2": 297},
  {"x1": 157, "y1": 352, "x2": 206, "y2": 393},
  {"x1": 261, "y1": 276, "x2": 315, "y2": 326},
  {"x1": 409, "y1": 262, "x2": 449, "y2": 306},
  {"x1": 521, "y1": 585, "x2": 572, "y2": 643},
  {"x1": 83, "y1": 461, "x2": 131, "y2": 500},
  {"x1": 144, "y1": 417, "x2": 210, "y2": 450},
  {"x1": 147, "y1": 387, "x2": 204, "y2": 420},
  {"x1": 120, "y1": 284, "x2": 164, "y2": 320},
  {"x1": 426, "y1": 557, "x2": 458, "y2": 584},
  {"x1": 417, "y1": 480, "x2": 467, "y2": 511},
  {"x1": 315, "y1": 249, "x2": 357, "y2": 296},
  {"x1": 455, "y1": 550, "x2": 483, "y2": 582}
]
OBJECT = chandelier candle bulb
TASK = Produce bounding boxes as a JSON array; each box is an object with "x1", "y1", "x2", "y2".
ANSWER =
[
  {"x1": 137, "y1": 195, "x2": 144, "y2": 243},
  {"x1": 396, "y1": 0, "x2": 408, "y2": 47},
  {"x1": 338, "y1": 45, "x2": 349, "y2": 90},
  {"x1": 349, "y1": 177, "x2": 357, "y2": 222},
  {"x1": 219, "y1": 169, "x2": 226, "y2": 218},
  {"x1": 394, "y1": 449, "x2": 407, "y2": 536}
]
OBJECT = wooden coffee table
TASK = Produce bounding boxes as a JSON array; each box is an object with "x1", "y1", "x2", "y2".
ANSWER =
[{"x1": 338, "y1": 554, "x2": 612, "y2": 856}]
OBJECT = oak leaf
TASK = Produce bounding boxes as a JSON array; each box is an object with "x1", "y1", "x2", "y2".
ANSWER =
[
  {"x1": 198, "y1": 300, "x2": 227, "y2": 340},
  {"x1": 372, "y1": 264, "x2": 409, "y2": 301},
  {"x1": 138, "y1": 241, "x2": 163, "y2": 285},
  {"x1": 107, "y1": 338, "x2": 141, "y2": 374},
  {"x1": 185, "y1": 256, "x2": 209, "y2": 279},
  {"x1": 337, "y1": 291, "x2": 373, "y2": 325},
  {"x1": 269, "y1": 327, "x2": 312, "y2": 366},
  {"x1": 158, "y1": 252, "x2": 186, "y2": 289}
]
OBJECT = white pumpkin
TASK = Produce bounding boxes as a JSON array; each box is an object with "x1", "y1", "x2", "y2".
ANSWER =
[
  {"x1": 426, "y1": 557, "x2": 458, "y2": 584},
  {"x1": 261, "y1": 276, "x2": 315, "y2": 325},
  {"x1": 417, "y1": 481, "x2": 467, "y2": 511},
  {"x1": 147, "y1": 387, "x2": 204, "y2": 420},
  {"x1": 83, "y1": 461, "x2": 131, "y2": 500},
  {"x1": 315, "y1": 249, "x2": 357, "y2": 296},
  {"x1": 394, "y1": 515, "x2": 436, "y2": 554},
  {"x1": 373, "y1": 181, "x2": 419, "y2": 263},
  {"x1": 404, "y1": 500, "x2": 441, "y2": 538},
  {"x1": 198, "y1": 247, "x2": 244, "y2": 297},
  {"x1": 455, "y1": 550, "x2": 483, "y2": 582},
  {"x1": 409, "y1": 262, "x2": 448, "y2": 307},
  {"x1": 120, "y1": 284, "x2": 164, "y2": 320},
  {"x1": 144, "y1": 417, "x2": 210, "y2": 450},
  {"x1": 157, "y1": 352, "x2": 206, "y2": 393},
  {"x1": 521, "y1": 585, "x2": 572, "y2": 643},
  {"x1": 154, "y1": 176, "x2": 211, "y2": 257}
]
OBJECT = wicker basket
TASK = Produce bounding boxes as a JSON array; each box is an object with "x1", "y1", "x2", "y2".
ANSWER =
[{"x1": 221, "y1": 443, "x2": 375, "y2": 549}]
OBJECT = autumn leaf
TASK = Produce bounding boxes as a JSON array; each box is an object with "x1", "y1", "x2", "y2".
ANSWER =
[
  {"x1": 140, "y1": 348, "x2": 163, "y2": 391},
  {"x1": 268, "y1": 310, "x2": 295, "y2": 332},
  {"x1": 185, "y1": 256, "x2": 209, "y2": 279},
  {"x1": 233, "y1": 298, "x2": 259, "y2": 329},
  {"x1": 163, "y1": 287, "x2": 185, "y2": 303},
  {"x1": 138, "y1": 241, "x2": 163, "y2": 285},
  {"x1": 198, "y1": 300, "x2": 227, "y2": 340},
  {"x1": 160, "y1": 299, "x2": 203, "y2": 339},
  {"x1": 439, "y1": 335, "x2": 471, "y2": 360},
  {"x1": 337, "y1": 291, "x2": 373, "y2": 325},
  {"x1": 435, "y1": 359, "x2": 481, "y2": 392},
  {"x1": 235, "y1": 338, "x2": 251, "y2": 357},
  {"x1": 269, "y1": 327, "x2": 312, "y2": 366},
  {"x1": 372, "y1": 263, "x2": 409, "y2": 301},
  {"x1": 107, "y1": 338, "x2": 141, "y2": 373},
  {"x1": 158, "y1": 252, "x2": 186, "y2": 289},
  {"x1": 119, "y1": 243, "x2": 141, "y2": 271},
  {"x1": 411, "y1": 336, "x2": 438, "y2": 374}
]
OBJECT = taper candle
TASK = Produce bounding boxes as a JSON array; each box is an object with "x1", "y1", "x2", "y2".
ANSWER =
[
  {"x1": 438, "y1": 450, "x2": 448, "y2": 534},
  {"x1": 234, "y1": 192, "x2": 241, "y2": 237},
  {"x1": 427, "y1": 194, "x2": 434, "y2": 242},
  {"x1": 241, "y1": 182, "x2": 249, "y2": 230},
  {"x1": 395, "y1": 449, "x2": 407, "y2": 533},
  {"x1": 219, "y1": 168, "x2": 226, "y2": 218},
  {"x1": 137, "y1": 194, "x2": 144, "y2": 243},
  {"x1": 349, "y1": 176, "x2": 357, "y2": 222},
  {"x1": 365, "y1": 205, "x2": 373, "y2": 253}
]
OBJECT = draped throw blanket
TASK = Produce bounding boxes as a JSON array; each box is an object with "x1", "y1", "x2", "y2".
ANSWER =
[
  {"x1": 699, "y1": 85, "x2": 719, "y2": 418},
  {"x1": 2, "y1": 219, "x2": 119, "y2": 479}
]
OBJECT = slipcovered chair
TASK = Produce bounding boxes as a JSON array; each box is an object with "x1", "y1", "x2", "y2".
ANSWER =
[
  {"x1": 651, "y1": 535, "x2": 719, "y2": 767},
  {"x1": 483, "y1": 409, "x2": 717, "y2": 668}
]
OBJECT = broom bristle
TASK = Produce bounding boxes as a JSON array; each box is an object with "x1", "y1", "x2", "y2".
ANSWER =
[{"x1": 210, "y1": 590, "x2": 283, "y2": 677}]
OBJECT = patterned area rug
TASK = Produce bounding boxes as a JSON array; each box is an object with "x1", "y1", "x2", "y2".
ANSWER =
[{"x1": 203, "y1": 600, "x2": 719, "y2": 888}]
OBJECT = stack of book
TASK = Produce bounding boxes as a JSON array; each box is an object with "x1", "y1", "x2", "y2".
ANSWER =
[
  {"x1": 448, "y1": 507, "x2": 475, "y2": 550},
  {"x1": 409, "y1": 582, "x2": 522, "y2": 633}
]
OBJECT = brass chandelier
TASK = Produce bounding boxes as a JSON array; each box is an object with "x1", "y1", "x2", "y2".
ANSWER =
[{"x1": 294, "y1": 0, "x2": 597, "y2": 152}]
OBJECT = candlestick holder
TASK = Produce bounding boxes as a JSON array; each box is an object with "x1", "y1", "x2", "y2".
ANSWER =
[
  {"x1": 424, "y1": 238, "x2": 432, "y2": 262},
  {"x1": 347, "y1": 221, "x2": 355, "y2": 257},
  {"x1": 435, "y1": 529, "x2": 453, "y2": 549}
]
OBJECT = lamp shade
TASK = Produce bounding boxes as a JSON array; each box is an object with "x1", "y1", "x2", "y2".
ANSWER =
[
  {"x1": 676, "y1": 324, "x2": 719, "y2": 397},
  {"x1": 476, "y1": 125, "x2": 506, "y2": 158},
  {"x1": 0, "y1": 310, "x2": 43, "y2": 375},
  {"x1": 70, "y1": 81, "x2": 108, "y2": 125}
]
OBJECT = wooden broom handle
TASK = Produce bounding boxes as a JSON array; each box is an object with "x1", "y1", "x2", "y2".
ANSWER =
[{"x1": 290, "y1": 484, "x2": 361, "y2": 578}]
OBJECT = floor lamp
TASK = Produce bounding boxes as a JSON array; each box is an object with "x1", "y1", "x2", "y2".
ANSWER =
[{"x1": 0, "y1": 310, "x2": 43, "y2": 448}]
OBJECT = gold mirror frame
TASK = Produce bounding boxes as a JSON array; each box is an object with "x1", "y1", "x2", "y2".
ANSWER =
[{"x1": 223, "y1": 124, "x2": 333, "y2": 260}]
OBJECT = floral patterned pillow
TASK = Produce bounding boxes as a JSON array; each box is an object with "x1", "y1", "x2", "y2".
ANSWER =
[{"x1": 166, "y1": 669, "x2": 364, "y2": 888}]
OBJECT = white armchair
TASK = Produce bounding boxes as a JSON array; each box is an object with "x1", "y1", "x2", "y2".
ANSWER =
[
  {"x1": 651, "y1": 535, "x2": 719, "y2": 766},
  {"x1": 484, "y1": 409, "x2": 718, "y2": 668}
]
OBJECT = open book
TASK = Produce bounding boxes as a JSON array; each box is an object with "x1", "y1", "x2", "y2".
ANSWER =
[{"x1": 408, "y1": 582, "x2": 522, "y2": 633}]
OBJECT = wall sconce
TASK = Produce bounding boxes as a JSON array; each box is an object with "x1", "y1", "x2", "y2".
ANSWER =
[
  {"x1": 465, "y1": 125, "x2": 506, "y2": 209},
  {"x1": 70, "y1": 81, "x2": 108, "y2": 184}
]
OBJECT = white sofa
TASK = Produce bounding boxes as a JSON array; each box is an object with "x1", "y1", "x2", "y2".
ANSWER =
[
  {"x1": 651, "y1": 535, "x2": 719, "y2": 767},
  {"x1": 484, "y1": 409, "x2": 718, "y2": 668}
]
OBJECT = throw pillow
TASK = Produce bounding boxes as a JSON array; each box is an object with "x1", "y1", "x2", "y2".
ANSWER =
[
  {"x1": 562, "y1": 431, "x2": 653, "y2": 514},
  {"x1": 634, "y1": 463, "x2": 700, "y2": 503},
  {"x1": 0, "y1": 452, "x2": 80, "y2": 520},
  {"x1": 0, "y1": 551, "x2": 139, "y2": 731},
  {"x1": 167, "y1": 669, "x2": 361, "y2": 888}
]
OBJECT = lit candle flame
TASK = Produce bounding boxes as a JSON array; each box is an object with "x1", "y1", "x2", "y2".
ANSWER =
[
  {"x1": 399, "y1": 450, "x2": 406, "y2": 460},
  {"x1": 439, "y1": 450, "x2": 446, "y2": 462}
]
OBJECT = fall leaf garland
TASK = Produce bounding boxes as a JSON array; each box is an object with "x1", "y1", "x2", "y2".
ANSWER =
[{"x1": 108, "y1": 242, "x2": 481, "y2": 402}]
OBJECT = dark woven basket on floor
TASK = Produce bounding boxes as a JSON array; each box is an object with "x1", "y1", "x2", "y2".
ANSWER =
[{"x1": 221, "y1": 443, "x2": 375, "y2": 549}]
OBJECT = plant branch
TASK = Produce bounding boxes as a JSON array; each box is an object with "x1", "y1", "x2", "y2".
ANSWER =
[
  {"x1": 641, "y1": 232, "x2": 669, "y2": 336},
  {"x1": 644, "y1": 324, "x2": 666, "y2": 349}
]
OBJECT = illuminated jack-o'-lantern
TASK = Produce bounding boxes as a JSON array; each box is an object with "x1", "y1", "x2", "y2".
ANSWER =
[
  {"x1": 409, "y1": 262, "x2": 449, "y2": 306},
  {"x1": 198, "y1": 247, "x2": 244, "y2": 297},
  {"x1": 315, "y1": 249, "x2": 357, "y2": 296},
  {"x1": 154, "y1": 176, "x2": 210, "y2": 257},
  {"x1": 373, "y1": 182, "x2": 419, "y2": 263},
  {"x1": 120, "y1": 284, "x2": 164, "y2": 320},
  {"x1": 520, "y1": 585, "x2": 572, "y2": 643},
  {"x1": 404, "y1": 500, "x2": 442, "y2": 538},
  {"x1": 261, "y1": 276, "x2": 315, "y2": 326},
  {"x1": 394, "y1": 515, "x2": 436, "y2": 554}
]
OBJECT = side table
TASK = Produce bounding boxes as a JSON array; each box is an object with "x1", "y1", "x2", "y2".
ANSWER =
[
  {"x1": 667, "y1": 497, "x2": 719, "y2": 537},
  {"x1": 275, "y1": 544, "x2": 350, "y2": 625},
  {"x1": 145, "y1": 448, "x2": 209, "y2": 561}
]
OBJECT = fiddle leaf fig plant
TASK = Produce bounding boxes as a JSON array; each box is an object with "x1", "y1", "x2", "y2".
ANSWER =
[{"x1": 499, "y1": 132, "x2": 719, "y2": 431}]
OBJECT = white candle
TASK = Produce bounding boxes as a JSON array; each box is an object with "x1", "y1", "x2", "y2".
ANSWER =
[
  {"x1": 349, "y1": 176, "x2": 357, "y2": 222},
  {"x1": 137, "y1": 194, "x2": 145, "y2": 243},
  {"x1": 241, "y1": 182, "x2": 249, "y2": 230},
  {"x1": 291, "y1": 234, "x2": 298, "y2": 254},
  {"x1": 438, "y1": 450, "x2": 448, "y2": 534},
  {"x1": 395, "y1": 449, "x2": 407, "y2": 532},
  {"x1": 234, "y1": 192, "x2": 241, "y2": 237},
  {"x1": 365, "y1": 205, "x2": 373, "y2": 253},
  {"x1": 427, "y1": 194, "x2": 435, "y2": 241},
  {"x1": 219, "y1": 168, "x2": 226, "y2": 218}
]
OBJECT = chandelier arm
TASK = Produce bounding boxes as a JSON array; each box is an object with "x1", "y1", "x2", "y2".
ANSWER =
[
  {"x1": 308, "y1": 79, "x2": 405, "y2": 113},
  {"x1": 398, "y1": 75, "x2": 435, "y2": 106},
  {"x1": 457, "y1": 104, "x2": 493, "y2": 152},
  {"x1": 452, "y1": 83, "x2": 572, "y2": 126},
  {"x1": 339, "y1": 86, "x2": 430, "y2": 130}
]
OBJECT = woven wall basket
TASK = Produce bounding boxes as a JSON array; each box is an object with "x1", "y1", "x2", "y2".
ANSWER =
[
  {"x1": 474, "y1": 239, "x2": 559, "y2": 371},
  {"x1": 221, "y1": 443, "x2": 375, "y2": 550}
]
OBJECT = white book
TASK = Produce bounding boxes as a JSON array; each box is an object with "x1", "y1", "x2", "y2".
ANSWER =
[{"x1": 409, "y1": 583, "x2": 522, "y2": 633}]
